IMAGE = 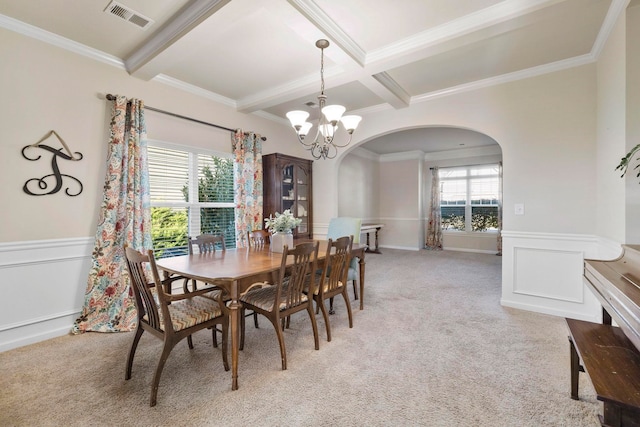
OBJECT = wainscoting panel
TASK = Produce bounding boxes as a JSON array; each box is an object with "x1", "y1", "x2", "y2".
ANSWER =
[
  {"x1": 0, "y1": 238, "x2": 93, "y2": 352},
  {"x1": 501, "y1": 231, "x2": 607, "y2": 322},
  {"x1": 513, "y1": 248, "x2": 584, "y2": 303}
]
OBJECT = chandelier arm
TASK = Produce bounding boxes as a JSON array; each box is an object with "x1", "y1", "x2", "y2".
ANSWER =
[
  {"x1": 310, "y1": 143, "x2": 324, "y2": 160},
  {"x1": 328, "y1": 132, "x2": 353, "y2": 148}
]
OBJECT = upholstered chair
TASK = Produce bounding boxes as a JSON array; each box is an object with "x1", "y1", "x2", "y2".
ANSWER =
[
  {"x1": 326, "y1": 217, "x2": 362, "y2": 303},
  {"x1": 124, "y1": 246, "x2": 229, "y2": 406}
]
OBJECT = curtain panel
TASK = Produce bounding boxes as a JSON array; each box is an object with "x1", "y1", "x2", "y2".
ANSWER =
[
  {"x1": 426, "y1": 167, "x2": 443, "y2": 250},
  {"x1": 232, "y1": 130, "x2": 263, "y2": 248},
  {"x1": 72, "y1": 95, "x2": 151, "y2": 333}
]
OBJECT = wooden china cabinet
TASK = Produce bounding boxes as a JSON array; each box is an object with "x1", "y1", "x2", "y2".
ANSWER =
[{"x1": 262, "y1": 153, "x2": 313, "y2": 239}]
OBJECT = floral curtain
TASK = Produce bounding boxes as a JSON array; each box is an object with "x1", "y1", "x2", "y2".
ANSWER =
[
  {"x1": 72, "y1": 95, "x2": 151, "y2": 333},
  {"x1": 426, "y1": 167, "x2": 443, "y2": 250},
  {"x1": 232, "y1": 130, "x2": 263, "y2": 248},
  {"x1": 497, "y1": 161, "x2": 503, "y2": 256}
]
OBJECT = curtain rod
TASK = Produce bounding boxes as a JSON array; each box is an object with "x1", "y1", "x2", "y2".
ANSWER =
[
  {"x1": 105, "y1": 94, "x2": 266, "y2": 141},
  {"x1": 429, "y1": 162, "x2": 500, "y2": 170}
]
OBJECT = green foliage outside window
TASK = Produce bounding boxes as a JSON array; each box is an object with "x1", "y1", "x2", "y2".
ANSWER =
[
  {"x1": 151, "y1": 156, "x2": 236, "y2": 258},
  {"x1": 441, "y1": 210, "x2": 498, "y2": 232},
  {"x1": 151, "y1": 207, "x2": 188, "y2": 258}
]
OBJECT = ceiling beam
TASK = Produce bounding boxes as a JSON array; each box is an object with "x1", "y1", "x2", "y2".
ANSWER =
[{"x1": 125, "y1": 0, "x2": 231, "y2": 80}]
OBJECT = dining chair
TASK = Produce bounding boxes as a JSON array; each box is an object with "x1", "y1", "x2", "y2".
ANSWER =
[
  {"x1": 123, "y1": 246, "x2": 229, "y2": 407},
  {"x1": 326, "y1": 217, "x2": 362, "y2": 306},
  {"x1": 185, "y1": 234, "x2": 226, "y2": 293},
  {"x1": 239, "y1": 241, "x2": 320, "y2": 370},
  {"x1": 308, "y1": 235, "x2": 354, "y2": 342},
  {"x1": 247, "y1": 229, "x2": 270, "y2": 248}
]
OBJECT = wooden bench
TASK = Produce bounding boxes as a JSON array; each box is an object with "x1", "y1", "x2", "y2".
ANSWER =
[{"x1": 566, "y1": 318, "x2": 640, "y2": 427}]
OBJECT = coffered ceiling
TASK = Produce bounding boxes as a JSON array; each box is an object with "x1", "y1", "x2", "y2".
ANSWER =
[{"x1": 0, "y1": 0, "x2": 625, "y2": 154}]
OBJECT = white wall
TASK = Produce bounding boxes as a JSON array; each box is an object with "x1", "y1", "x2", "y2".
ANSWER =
[
  {"x1": 0, "y1": 28, "x2": 303, "y2": 244},
  {"x1": 378, "y1": 154, "x2": 423, "y2": 250},
  {"x1": 337, "y1": 149, "x2": 379, "y2": 221},
  {"x1": 596, "y1": 2, "x2": 627, "y2": 244},
  {"x1": 626, "y1": 4, "x2": 640, "y2": 243},
  {"x1": 0, "y1": 28, "x2": 304, "y2": 350}
]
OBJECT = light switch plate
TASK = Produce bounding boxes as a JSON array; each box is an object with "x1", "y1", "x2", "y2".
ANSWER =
[{"x1": 514, "y1": 203, "x2": 525, "y2": 215}]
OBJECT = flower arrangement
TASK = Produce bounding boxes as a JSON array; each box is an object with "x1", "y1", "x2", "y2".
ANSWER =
[{"x1": 265, "y1": 209, "x2": 302, "y2": 234}]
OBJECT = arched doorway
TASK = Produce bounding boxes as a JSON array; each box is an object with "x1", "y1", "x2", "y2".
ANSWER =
[{"x1": 337, "y1": 126, "x2": 502, "y2": 253}]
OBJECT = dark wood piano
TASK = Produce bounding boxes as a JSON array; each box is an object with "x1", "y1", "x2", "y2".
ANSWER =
[{"x1": 568, "y1": 244, "x2": 640, "y2": 427}]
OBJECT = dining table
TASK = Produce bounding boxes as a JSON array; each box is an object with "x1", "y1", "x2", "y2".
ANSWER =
[{"x1": 155, "y1": 239, "x2": 367, "y2": 391}]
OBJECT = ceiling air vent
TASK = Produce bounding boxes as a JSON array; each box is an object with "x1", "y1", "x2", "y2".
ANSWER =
[{"x1": 104, "y1": 1, "x2": 154, "y2": 30}]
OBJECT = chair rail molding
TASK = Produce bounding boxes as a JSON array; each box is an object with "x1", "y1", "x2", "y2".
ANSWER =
[{"x1": 0, "y1": 237, "x2": 93, "y2": 352}]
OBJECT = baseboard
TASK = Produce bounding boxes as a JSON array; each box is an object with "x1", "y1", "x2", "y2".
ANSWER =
[
  {"x1": 443, "y1": 247, "x2": 498, "y2": 255},
  {"x1": 379, "y1": 245, "x2": 419, "y2": 251},
  {"x1": 500, "y1": 298, "x2": 600, "y2": 323},
  {"x1": 0, "y1": 311, "x2": 81, "y2": 352}
]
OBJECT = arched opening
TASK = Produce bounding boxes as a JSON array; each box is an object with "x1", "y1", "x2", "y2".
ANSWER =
[{"x1": 337, "y1": 126, "x2": 502, "y2": 253}]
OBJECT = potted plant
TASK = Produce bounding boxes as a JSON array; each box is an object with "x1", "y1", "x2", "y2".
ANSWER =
[
  {"x1": 616, "y1": 144, "x2": 640, "y2": 181},
  {"x1": 265, "y1": 209, "x2": 302, "y2": 252}
]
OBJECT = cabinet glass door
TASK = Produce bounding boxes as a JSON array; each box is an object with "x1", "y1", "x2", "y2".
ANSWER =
[
  {"x1": 281, "y1": 164, "x2": 295, "y2": 214},
  {"x1": 294, "y1": 164, "x2": 310, "y2": 235}
]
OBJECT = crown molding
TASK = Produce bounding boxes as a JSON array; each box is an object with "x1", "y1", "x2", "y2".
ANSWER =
[
  {"x1": 151, "y1": 74, "x2": 236, "y2": 107},
  {"x1": 0, "y1": 14, "x2": 125, "y2": 69},
  {"x1": 379, "y1": 150, "x2": 425, "y2": 162},
  {"x1": 347, "y1": 147, "x2": 380, "y2": 161},
  {"x1": 411, "y1": 53, "x2": 595, "y2": 105},
  {"x1": 591, "y1": 0, "x2": 630, "y2": 59},
  {"x1": 424, "y1": 145, "x2": 502, "y2": 161}
]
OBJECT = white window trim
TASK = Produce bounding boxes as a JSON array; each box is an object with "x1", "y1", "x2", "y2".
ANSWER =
[
  {"x1": 148, "y1": 139, "x2": 234, "y2": 238},
  {"x1": 439, "y1": 163, "x2": 499, "y2": 234}
]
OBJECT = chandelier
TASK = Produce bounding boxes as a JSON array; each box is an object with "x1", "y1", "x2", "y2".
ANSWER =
[{"x1": 286, "y1": 39, "x2": 362, "y2": 160}]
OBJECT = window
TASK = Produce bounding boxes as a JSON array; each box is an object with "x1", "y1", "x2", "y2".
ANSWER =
[
  {"x1": 439, "y1": 164, "x2": 499, "y2": 232},
  {"x1": 148, "y1": 141, "x2": 236, "y2": 258}
]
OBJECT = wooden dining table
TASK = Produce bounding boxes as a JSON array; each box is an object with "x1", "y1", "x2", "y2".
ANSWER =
[{"x1": 155, "y1": 239, "x2": 367, "y2": 391}]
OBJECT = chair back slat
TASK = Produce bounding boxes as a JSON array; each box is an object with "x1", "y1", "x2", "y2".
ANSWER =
[
  {"x1": 124, "y1": 247, "x2": 166, "y2": 332},
  {"x1": 323, "y1": 236, "x2": 353, "y2": 293},
  {"x1": 188, "y1": 234, "x2": 226, "y2": 254},
  {"x1": 280, "y1": 241, "x2": 318, "y2": 310},
  {"x1": 247, "y1": 229, "x2": 270, "y2": 249}
]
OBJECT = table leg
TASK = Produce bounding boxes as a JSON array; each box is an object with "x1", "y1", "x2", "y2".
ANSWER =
[
  {"x1": 569, "y1": 337, "x2": 579, "y2": 400},
  {"x1": 228, "y1": 280, "x2": 240, "y2": 390},
  {"x1": 359, "y1": 254, "x2": 365, "y2": 310}
]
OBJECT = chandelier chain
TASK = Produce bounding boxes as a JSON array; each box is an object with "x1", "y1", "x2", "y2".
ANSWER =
[{"x1": 320, "y1": 45, "x2": 325, "y2": 97}]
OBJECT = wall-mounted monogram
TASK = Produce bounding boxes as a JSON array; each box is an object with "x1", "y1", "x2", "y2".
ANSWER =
[{"x1": 22, "y1": 130, "x2": 83, "y2": 196}]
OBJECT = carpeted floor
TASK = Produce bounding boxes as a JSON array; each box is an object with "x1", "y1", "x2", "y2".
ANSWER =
[{"x1": 0, "y1": 249, "x2": 600, "y2": 426}]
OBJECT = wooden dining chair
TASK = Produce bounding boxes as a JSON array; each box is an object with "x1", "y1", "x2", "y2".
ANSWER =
[
  {"x1": 185, "y1": 234, "x2": 226, "y2": 294},
  {"x1": 247, "y1": 229, "x2": 270, "y2": 248},
  {"x1": 242, "y1": 229, "x2": 273, "y2": 330},
  {"x1": 308, "y1": 236, "x2": 354, "y2": 342},
  {"x1": 124, "y1": 246, "x2": 229, "y2": 407},
  {"x1": 239, "y1": 241, "x2": 320, "y2": 370}
]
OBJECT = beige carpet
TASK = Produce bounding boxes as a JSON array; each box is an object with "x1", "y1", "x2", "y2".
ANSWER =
[{"x1": 0, "y1": 249, "x2": 600, "y2": 426}]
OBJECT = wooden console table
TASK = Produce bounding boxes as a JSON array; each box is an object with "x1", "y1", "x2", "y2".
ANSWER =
[{"x1": 361, "y1": 223, "x2": 383, "y2": 254}]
